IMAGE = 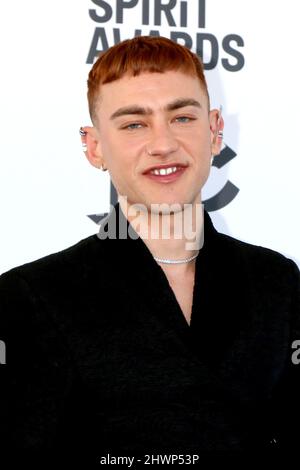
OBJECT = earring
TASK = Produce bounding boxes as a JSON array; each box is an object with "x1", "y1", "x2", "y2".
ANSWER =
[
  {"x1": 101, "y1": 163, "x2": 107, "y2": 171},
  {"x1": 217, "y1": 106, "x2": 223, "y2": 139},
  {"x1": 80, "y1": 127, "x2": 88, "y2": 151},
  {"x1": 212, "y1": 105, "x2": 223, "y2": 146}
]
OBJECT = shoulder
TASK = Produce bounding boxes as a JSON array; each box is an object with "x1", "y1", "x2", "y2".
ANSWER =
[
  {"x1": 0, "y1": 234, "x2": 105, "y2": 361},
  {"x1": 215, "y1": 230, "x2": 300, "y2": 296},
  {"x1": 0, "y1": 233, "x2": 111, "y2": 320},
  {"x1": 204, "y1": 209, "x2": 299, "y2": 280},
  {"x1": 0, "y1": 233, "x2": 101, "y2": 289},
  {"x1": 219, "y1": 229, "x2": 298, "y2": 272}
]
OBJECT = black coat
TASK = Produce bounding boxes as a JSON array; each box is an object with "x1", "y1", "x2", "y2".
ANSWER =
[{"x1": 0, "y1": 203, "x2": 299, "y2": 461}]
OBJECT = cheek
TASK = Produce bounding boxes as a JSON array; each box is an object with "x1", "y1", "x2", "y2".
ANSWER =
[
  {"x1": 101, "y1": 139, "x2": 125, "y2": 166},
  {"x1": 105, "y1": 130, "x2": 143, "y2": 157},
  {"x1": 184, "y1": 130, "x2": 211, "y2": 159},
  {"x1": 102, "y1": 140, "x2": 139, "y2": 183}
]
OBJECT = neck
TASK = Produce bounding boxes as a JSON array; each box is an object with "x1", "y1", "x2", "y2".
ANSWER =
[{"x1": 118, "y1": 193, "x2": 204, "y2": 270}]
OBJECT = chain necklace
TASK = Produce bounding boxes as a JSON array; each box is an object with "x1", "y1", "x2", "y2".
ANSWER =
[{"x1": 153, "y1": 251, "x2": 199, "y2": 265}]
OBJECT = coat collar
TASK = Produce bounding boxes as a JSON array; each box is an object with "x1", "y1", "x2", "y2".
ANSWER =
[{"x1": 94, "y1": 201, "x2": 250, "y2": 367}]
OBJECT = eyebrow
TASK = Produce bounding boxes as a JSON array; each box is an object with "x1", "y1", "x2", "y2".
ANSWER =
[{"x1": 109, "y1": 98, "x2": 202, "y2": 120}]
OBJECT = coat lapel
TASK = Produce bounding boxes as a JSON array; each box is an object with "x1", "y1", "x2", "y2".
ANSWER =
[{"x1": 95, "y1": 202, "x2": 250, "y2": 368}]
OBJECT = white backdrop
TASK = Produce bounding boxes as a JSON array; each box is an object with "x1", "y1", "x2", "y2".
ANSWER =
[{"x1": 0, "y1": 0, "x2": 299, "y2": 274}]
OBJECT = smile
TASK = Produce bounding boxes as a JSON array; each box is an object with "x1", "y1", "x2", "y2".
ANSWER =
[
  {"x1": 151, "y1": 166, "x2": 178, "y2": 175},
  {"x1": 144, "y1": 165, "x2": 187, "y2": 183}
]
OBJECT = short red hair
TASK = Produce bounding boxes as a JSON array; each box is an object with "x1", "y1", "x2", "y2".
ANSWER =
[{"x1": 87, "y1": 36, "x2": 209, "y2": 124}]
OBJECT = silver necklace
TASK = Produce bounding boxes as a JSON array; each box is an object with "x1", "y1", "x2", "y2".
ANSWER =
[{"x1": 153, "y1": 251, "x2": 199, "y2": 265}]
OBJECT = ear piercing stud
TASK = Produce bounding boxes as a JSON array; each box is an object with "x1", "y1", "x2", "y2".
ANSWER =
[
  {"x1": 217, "y1": 105, "x2": 223, "y2": 125},
  {"x1": 213, "y1": 105, "x2": 223, "y2": 142},
  {"x1": 80, "y1": 127, "x2": 87, "y2": 151},
  {"x1": 217, "y1": 105, "x2": 223, "y2": 138}
]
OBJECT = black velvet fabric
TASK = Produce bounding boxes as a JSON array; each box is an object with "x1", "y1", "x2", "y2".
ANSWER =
[{"x1": 0, "y1": 203, "x2": 299, "y2": 461}]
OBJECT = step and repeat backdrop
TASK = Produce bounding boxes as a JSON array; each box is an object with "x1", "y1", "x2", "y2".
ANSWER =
[{"x1": 0, "y1": 0, "x2": 299, "y2": 273}]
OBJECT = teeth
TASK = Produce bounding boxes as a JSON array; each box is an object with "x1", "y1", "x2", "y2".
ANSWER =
[{"x1": 151, "y1": 166, "x2": 178, "y2": 176}]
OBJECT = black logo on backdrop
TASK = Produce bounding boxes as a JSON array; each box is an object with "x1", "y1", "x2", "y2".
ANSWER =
[
  {"x1": 204, "y1": 145, "x2": 239, "y2": 211},
  {"x1": 87, "y1": 0, "x2": 245, "y2": 71}
]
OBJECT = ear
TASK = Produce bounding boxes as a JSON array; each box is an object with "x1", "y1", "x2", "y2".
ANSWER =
[
  {"x1": 80, "y1": 126, "x2": 107, "y2": 170},
  {"x1": 209, "y1": 108, "x2": 224, "y2": 157}
]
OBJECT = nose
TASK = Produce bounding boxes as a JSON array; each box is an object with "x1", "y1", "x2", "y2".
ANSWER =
[{"x1": 146, "y1": 123, "x2": 179, "y2": 157}]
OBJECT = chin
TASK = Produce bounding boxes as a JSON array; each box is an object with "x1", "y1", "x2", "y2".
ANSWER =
[
  {"x1": 140, "y1": 197, "x2": 193, "y2": 215},
  {"x1": 124, "y1": 187, "x2": 201, "y2": 213}
]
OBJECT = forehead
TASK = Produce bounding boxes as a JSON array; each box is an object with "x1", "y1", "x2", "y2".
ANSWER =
[{"x1": 98, "y1": 71, "x2": 206, "y2": 109}]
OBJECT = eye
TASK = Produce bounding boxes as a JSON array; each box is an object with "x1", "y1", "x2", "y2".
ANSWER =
[
  {"x1": 122, "y1": 122, "x2": 143, "y2": 130},
  {"x1": 174, "y1": 116, "x2": 195, "y2": 123}
]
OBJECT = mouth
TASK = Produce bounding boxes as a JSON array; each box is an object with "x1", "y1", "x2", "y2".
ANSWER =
[{"x1": 142, "y1": 164, "x2": 188, "y2": 183}]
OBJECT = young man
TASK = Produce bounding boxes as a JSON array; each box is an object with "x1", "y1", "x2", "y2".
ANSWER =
[
  {"x1": 0, "y1": 36, "x2": 299, "y2": 459},
  {"x1": 82, "y1": 36, "x2": 223, "y2": 326}
]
